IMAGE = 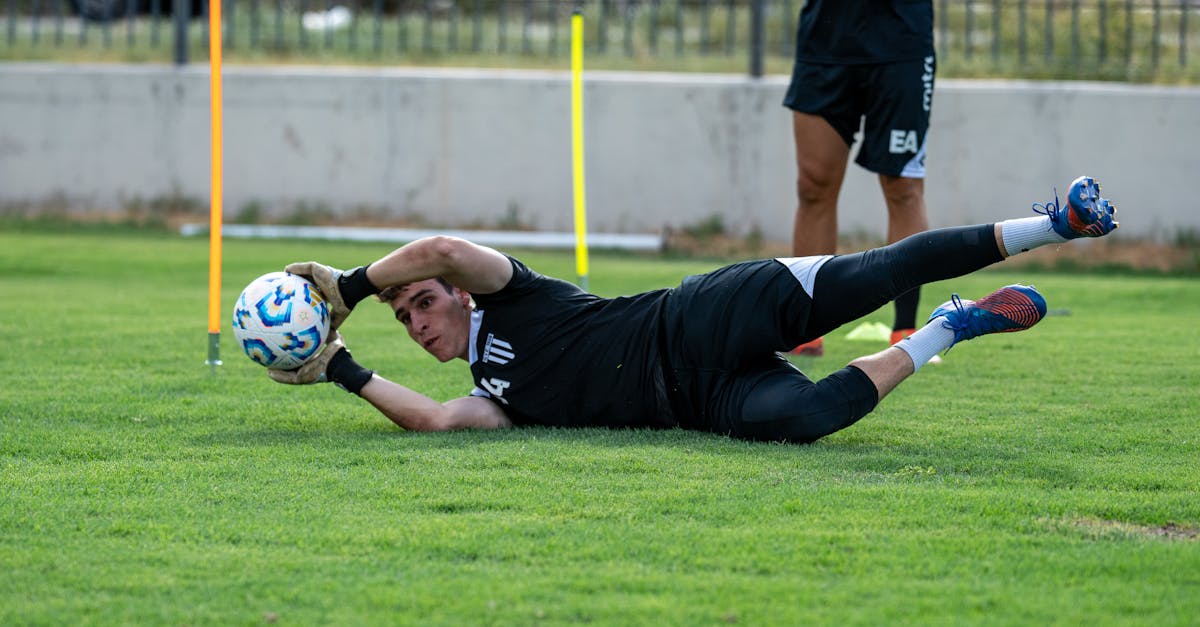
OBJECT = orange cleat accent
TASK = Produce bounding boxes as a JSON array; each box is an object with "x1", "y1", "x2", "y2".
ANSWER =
[
  {"x1": 1035, "y1": 175, "x2": 1119, "y2": 239},
  {"x1": 790, "y1": 336, "x2": 824, "y2": 357}
]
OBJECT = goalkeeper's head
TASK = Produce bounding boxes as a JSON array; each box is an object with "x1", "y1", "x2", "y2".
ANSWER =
[{"x1": 380, "y1": 278, "x2": 474, "y2": 362}]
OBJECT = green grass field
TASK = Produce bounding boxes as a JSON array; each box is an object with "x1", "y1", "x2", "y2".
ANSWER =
[{"x1": 2, "y1": 225, "x2": 1198, "y2": 625}]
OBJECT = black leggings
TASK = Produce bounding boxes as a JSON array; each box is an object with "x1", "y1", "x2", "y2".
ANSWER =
[
  {"x1": 805, "y1": 224, "x2": 1004, "y2": 340},
  {"x1": 713, "y1": 224, "x2": 1004, "y2": 443}
]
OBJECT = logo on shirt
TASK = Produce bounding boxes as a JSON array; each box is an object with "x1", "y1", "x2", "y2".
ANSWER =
[{"x1": 482, "y1": 333, "x2": 516, "y2": 365}]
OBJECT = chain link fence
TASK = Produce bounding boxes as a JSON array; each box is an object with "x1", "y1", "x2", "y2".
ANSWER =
[{"x1": 3, "y1": 0, "x2": 1198, "y2": 81}]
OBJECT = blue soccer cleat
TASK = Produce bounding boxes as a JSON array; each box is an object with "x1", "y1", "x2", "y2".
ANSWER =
[
  {"x1": 1033, "y1": 175, "x2": 1119, "y2": 239},
  {"x1": 929, "y1": 284, "x2": 1047, "y2": 346}
]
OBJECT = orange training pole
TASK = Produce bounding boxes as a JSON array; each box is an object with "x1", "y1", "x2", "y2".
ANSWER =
[{"x1": 206, "y1": 0, "x2": 224, "y2": 371}]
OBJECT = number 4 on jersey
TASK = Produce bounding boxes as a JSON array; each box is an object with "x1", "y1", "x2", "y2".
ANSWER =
[{"x1": 480, "y1": 377, "x2": 512, "y2": 404}]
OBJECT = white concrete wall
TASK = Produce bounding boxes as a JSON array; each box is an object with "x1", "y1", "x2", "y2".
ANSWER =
[{"x1": 1, "y1": 63, "x2": 1196, "y2": 241}]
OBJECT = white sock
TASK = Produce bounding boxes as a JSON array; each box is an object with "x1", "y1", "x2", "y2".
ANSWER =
[
  {"x1": 1000, "y1": 216, "x2": 1068, "y2": 255},
  {"x1": 895, "y1": 317, "x2": 957, "y2": 372}
]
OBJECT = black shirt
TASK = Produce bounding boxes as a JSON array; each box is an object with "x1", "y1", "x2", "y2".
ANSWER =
[
  {"x1": 468, "y1": 256, "x2": 673, "y2": 429},
  {"x1": 793, "y1": 0, "x2": 934, "y2": 64}
]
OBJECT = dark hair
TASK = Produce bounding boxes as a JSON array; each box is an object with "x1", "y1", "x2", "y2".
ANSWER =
[{"x1": 377, "y1": 277, "x2": 454, "y2": 302}]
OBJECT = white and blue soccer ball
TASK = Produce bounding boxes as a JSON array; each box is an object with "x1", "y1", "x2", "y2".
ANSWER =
[{"x1": 232, "y1": 272, "x2": 331, "y2": 370}]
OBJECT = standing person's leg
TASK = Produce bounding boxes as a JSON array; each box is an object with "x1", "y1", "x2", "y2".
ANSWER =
[
  {"x1": 879, "y1": 175, "x2": 929, "y2": 342},
  {"x1": 784, "y1": 61, "x2": 863, "y2": 356},
  {"x1": 791, "y1": 110, "x2": 849, "y2": 260},
  {"x1": 857, "y1": 56, "x2": 937, "y2": 345},
  {"x1": 789, "y1": 113, "x2": 849, "y2": 357}
]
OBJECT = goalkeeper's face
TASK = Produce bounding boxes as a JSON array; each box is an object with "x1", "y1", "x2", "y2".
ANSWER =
[{"x1": 386, "y1": 279, "x2": 474, "y2": 362}]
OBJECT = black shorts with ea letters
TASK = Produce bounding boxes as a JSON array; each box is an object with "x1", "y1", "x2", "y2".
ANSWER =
[{"x1": 784, "y1": 56, "x2": 936, "y2": 178}]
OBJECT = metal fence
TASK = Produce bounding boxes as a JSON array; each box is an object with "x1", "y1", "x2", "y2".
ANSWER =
[{"x1": 3, "y1": 0, "x2": 1199, "y2": 81}]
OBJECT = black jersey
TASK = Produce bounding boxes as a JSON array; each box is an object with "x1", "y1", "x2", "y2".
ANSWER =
[
  {"x1": 793, "y1": 0, "x2": 934, "y2": 64},
  {"x1": 467, "y1": 256, "x2": 674, "y2": 429}
]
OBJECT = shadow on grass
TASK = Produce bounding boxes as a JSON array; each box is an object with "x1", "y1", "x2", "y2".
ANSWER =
[
  {"x1": 189, "y1": 424, "x2": 760, "y2": 449},
  {"x1": 182, "y1": 424, "x2": 1097, "y2": 490},
  {"x1": 186, "y1": 423, "x2": 992, "y2": 461}
]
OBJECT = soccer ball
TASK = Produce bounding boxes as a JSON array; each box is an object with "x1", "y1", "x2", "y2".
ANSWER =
[{"x1": 232, "y1": 272, "x2": 331, "y2": 370}]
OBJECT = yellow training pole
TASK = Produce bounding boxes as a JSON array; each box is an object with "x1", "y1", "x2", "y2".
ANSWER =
[
  {"x1": 206, "y1": 0, "x2": 224, "y2": 371},
  {"x1": 570, "y1": 10, "x2": 589, "y2": 291}
]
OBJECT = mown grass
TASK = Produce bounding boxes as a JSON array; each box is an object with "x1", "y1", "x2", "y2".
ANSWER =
[{"x1": 1, "y1": 225, "x2": 1198, "y2": 625}]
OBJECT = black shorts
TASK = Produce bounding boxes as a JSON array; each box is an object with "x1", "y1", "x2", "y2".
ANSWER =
[
  {"x1": 660, "y1": 259, "x2": 821, "y2": 374},
  {"x1": 783, "y1": 56, "x2": 936, "y2": 178}
]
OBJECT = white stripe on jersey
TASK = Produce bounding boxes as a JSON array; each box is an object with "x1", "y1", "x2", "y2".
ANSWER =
[
  {"x1": 468, "y1": 309, "x2": 484, "y2": 365},
  {"x1": 469, "y1": 310, "x2": 488, "y2": 397}
]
